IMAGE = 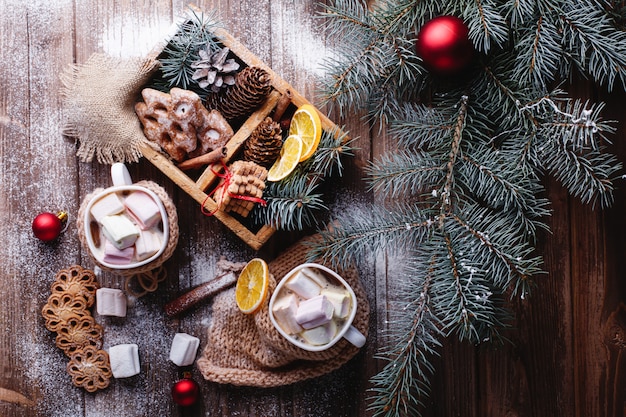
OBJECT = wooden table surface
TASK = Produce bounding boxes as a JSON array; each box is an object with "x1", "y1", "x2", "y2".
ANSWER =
[{"x1": 1, "y1": 1, "x2": 625, "y2": 416}]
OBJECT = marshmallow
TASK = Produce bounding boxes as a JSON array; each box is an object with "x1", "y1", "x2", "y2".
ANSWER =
[
  {"x1": 100, "y1": 214, "x2": 140, "y2": 249},
  {"x1": 90, "y1": 192, "x2": 125, "y2": 222},
  {"x1": 102, "y1": 240, "x2": 134, "y2": 265},
  {"x1": 134, "y1": 229, "x2": 162, "y2": 261},
  {"x1": 295, "y1": 295, "x2": 334, "y2": 329},
  {"x1": 96, "y1": 288, "x2": 127, "y2": 317},
  {"x1": 123, "y1": 191, "x2": 162, "y2": 229},
  {"x1": 301, "y1": 267, "x2": 330, "y2": 288},
  {"x1": 321, "y1": 286, "x2": 351, "y2": 318},
  {"x1": 108, "y1": 343, "x2": 140, "y2": 378},
  {"x1": 285, "y1": 271, "x2": 321, "y2": 299},
  {"x1": 301, "y1": 320, "x2": 337, "y2": 346},
  {"x1": 169, "y1": 333, "x2": 200, "y2": 367},
  {"x1": 272, "y1": 294, "x2": 303, "y2": 335}
]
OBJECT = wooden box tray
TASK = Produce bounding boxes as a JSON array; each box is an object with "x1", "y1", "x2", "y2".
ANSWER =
[{"x1": 139, "y1": 5, "x2": 344, "y2": 250}]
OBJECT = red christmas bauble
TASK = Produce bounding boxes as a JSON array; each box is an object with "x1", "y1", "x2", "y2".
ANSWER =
[
  {"x1": 171, "y1": 378, "x2": 200, "y2": 407},
  {"x1": 416, "y1": 16, "x2": 473, "y2": 74},
  {"x1": 32, "y1": 212, "x2": 64, "y2": 242}
]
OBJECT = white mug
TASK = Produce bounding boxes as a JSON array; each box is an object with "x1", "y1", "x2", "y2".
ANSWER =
[
  {"x1": 83, "y1": 163, "x2": 169, "y2": 270},
  {"x1": 269, "y1": 263, "x2": 366, "y2": 352}
]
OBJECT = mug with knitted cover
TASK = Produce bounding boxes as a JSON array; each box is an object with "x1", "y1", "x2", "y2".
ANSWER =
[
  {"x1": 77, "y1": 164, "x2": 179, "y2": 283},
  {"x1": 196, "y1": 235, "x2": 369, "y2": 387}
]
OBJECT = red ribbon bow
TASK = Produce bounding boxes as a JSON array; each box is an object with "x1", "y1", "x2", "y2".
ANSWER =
[{"x1": 201, "y1": 161, "x2": 267, "y2": 216}]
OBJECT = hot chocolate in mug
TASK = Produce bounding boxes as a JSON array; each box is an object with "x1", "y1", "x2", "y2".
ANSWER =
[
  {"x1": 269, "y1": 263, "x2": 366, "y2": 352},
  {"x1": 83, "y1": 163, "x2": 169, "y2": 270}
]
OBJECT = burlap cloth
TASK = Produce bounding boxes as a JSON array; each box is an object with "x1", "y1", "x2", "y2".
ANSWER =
[
  {"x1": 76, "y1": 180, "x2": 179, "y2": 282},
  {"x1": 60, "y1": 53, "x2": 160, "y2": 164},
  {"x1": 197, "y1": 236, "x2": 369, "y2": 387}
]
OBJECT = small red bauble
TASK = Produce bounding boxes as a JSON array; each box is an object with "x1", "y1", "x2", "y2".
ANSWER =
[
  {"x1": 32, "y1": 211, "x2": 67, "y2": 242},
  {"x1": 171, "y1": 377, "x2": 200, "y2": 407},
  {"x1": 415, "y1": 16, "x2": 474, "y2": 74}
]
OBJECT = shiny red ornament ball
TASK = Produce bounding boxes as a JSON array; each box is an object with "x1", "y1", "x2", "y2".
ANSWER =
[
  {"x1": 415, "y1": 16, "x2": 474, "y2": 75},
  {"x1": 32, "y1": 212, "x2": 64, "y2": 242},
  {"x1": 171, "y1": 378, "x2": 200, "y2": 407}
]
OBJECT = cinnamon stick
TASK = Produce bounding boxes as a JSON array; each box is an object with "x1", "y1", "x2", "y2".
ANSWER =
[
  {"x1": 164, "y1": 271, "x2": 237, "y2": 316},
  {"x1": 177, "y1": 146, "x2": 227, "y2": 171},
  {"x1": 272, "y1": 89, "x2": 292, "y2": 122}
]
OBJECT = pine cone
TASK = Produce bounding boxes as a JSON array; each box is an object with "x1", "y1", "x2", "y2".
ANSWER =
[
  {"x1": 191, "y1": 46, "x2": 240, "y2": 92},
  {"x1": 205, "y1": 66, "x2": 272, "y2": 120},
  {"x1": 243, "y1": 117, "x2": 283, "y2": 167}
]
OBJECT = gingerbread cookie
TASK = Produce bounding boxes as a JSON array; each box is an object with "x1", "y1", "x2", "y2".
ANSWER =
[{"x1": 42, "y1": 265, "x2": 111, "y2": 392}]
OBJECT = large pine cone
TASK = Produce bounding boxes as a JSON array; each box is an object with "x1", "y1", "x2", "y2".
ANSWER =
[
  {"x1": 243, "y1": 117, "x2": 283, "y2": 168},
  {"x1": 205, "y1": 66, "x2": 272, "y2": 121}
]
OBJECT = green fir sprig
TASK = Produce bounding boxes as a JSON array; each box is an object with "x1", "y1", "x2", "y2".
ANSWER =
[
  {"x1": 312, "y1": 1, "x2": 625, "y2": 416},
  {"x1": 252, "y1": 127, "x2": 355, "y2": 230},
  {"x1": 156, "y1": 9, "x2": 221, "y2": 93}
]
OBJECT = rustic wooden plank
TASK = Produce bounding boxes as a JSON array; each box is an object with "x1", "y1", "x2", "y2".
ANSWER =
[
  {"x1": 71, "y1": 2, "x2": 178, "y2": 417},
  {"x1": 0, "y1": 1, "x2": 81, "y2": 417},
  {"x1": 476, "y1": 174, "x2": 576, "y2": 417},
  {"x1": 0, "y1": 4, "x2": 33, "y2": 415},
  {"x1": 593, "y1": 86, "x2": 626, "y2": 417}
]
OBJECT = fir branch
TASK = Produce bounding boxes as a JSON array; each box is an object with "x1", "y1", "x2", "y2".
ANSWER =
[
  {"x1": 505, "y1": 0, "x2": 563, "y2": 26},
  {"x1": 366, "y1": 150, "x2": 444, "y2": 198},
  {"x1": 255, "y1": 176, "x2": 327, "y2": 230},
  {"x1": 471, "y1": 55, "x2": 537, "y2": 132},
  {"x1": 320, "y1": 0, "x2": 424, "y2": 120},
  {"x1": 512, "y1": 13, "x2": 562, "y2": 90},
  {"x1": 446, "y1": 203, "x2": 543, "y2": 296},
  {"x1": 540, "y1": 139, "x2": 621, "y2": 208},
  {"x1": 458, "y1": 148, "x2": 551, "y2": 237},
  {"x1": 369, "y1": 256, "x2": 443, "y2": 417},
  {"x1": 310, "y1": 127, "x2": 356, "y2": 177},
  {"x1": 311, "y1": 203, "x2": 435, "y2": 268},
  {"x1": 560, "y1": 0, "x2": 626, "y2": 90},
  {"x1": 158, "y1": 9, "x2": 221, "y2": 90},
  {"x1": 388, "y1": 103, "x2": 456, "y2": 149},
  {"x1": 461, "y1": 0, "x2": 509, "y2": 53},
  {"x1": 316, "y1": 2, "x2": 624, "y2": 416}
]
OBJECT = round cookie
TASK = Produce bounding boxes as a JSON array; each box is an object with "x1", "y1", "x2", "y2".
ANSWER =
[
  {"x1": 55, "y1": 315, "x2": 104, "y2": 356},
  {"x1": 42, "y1": 292, "x2": 88, "y2": 333},
  {"x1": 66, "y1": 346, "x2": 112, "y2": 392},
  {"x1": 50, "y1": 265, "x2": 100, "y2": 307}
]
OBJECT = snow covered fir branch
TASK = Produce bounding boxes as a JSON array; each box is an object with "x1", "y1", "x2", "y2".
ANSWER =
[{"x1": 310, "y1": 1, "x2": 625, "y2": 416}]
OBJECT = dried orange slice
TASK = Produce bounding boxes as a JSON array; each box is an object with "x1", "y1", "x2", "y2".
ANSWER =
[
  {"x1": 289, "y1": 104, "x2": 322, "y2": 162},
  {"x1": 267, "y1": 134, "x2": 303, "y2": 182},
  {"x1": 235, "y1": 258, "x2": 269, "y2": 314}
]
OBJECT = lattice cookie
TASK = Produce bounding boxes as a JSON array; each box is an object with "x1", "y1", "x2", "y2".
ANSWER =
[
  {"x1": 42, "y1": 265, "x2": 111, "y2": 392},
  {"x1": 50, "y1": 265, "x2": 99, "y2": 308},
  {"x1": 55, "y1": 315, "x2": 104, "y2": 356},
  {"x1": 66, "y1": 346, "x2": 112, "y2": 393}
]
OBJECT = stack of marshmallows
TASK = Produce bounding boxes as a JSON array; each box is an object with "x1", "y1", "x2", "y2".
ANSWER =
[
  {"x1": 272, "y1": 266, "x2": 352, "y2": 346},
  {"x1": 89, "y1": 190, "x2": 163, "y2": 265}
]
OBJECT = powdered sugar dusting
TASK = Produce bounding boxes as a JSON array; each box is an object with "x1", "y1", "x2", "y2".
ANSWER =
[{"x1": 99, "y1": 13, "x2": 173, "y2": 59}]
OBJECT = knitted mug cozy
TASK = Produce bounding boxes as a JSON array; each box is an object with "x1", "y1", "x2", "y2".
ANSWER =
[
  {"x1": 77, "y1": 180, "x2": 179, "y2": 285},
  {"x1": 196, "y1": 235, "x2": 370, "y2": 387}
]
